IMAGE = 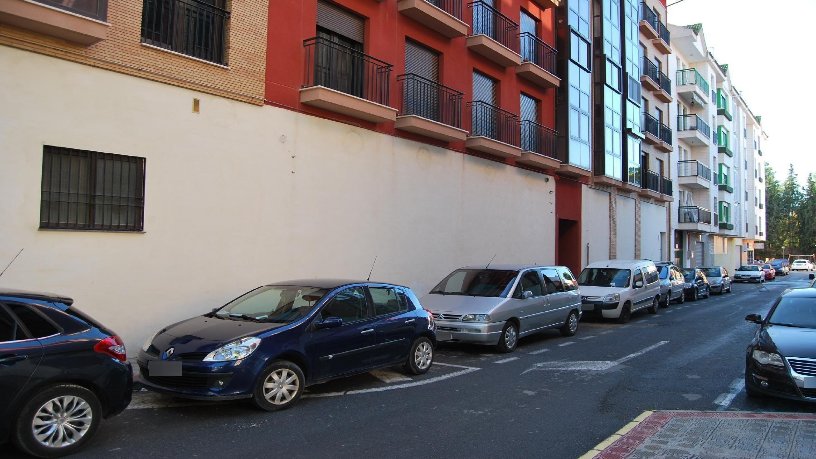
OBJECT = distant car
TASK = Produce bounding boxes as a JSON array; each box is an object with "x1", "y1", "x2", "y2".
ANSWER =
[
  {"x1": 700, "y1": 266, "x2": 732, "y2": 294},
  {"x1": 744, "y1": 288, "x2": 816, "y2": 402},
  {"x1": 654, "y1": 262, "x2": 686, "y2": 306},
  {"x1": 734, "y1": 265, "x2": 765, "y2": 283},
  {"x1": 681, "y1": 268, "x2": 710, "y2": 301},
  {"x1": 139, "y1": 280, "x2": 435, "y2": 411},
  {"x1": 791, "y1": 259, "x2": 815, "y2": 272},
  {"x1": 578, "y1": 260, "x2": 661, "y2": 323},
  {"x1": 0, "y1": 290, "x2": 132, "y2": 458},
  {"x1": 770, "y1": 259, "x2": 790, "y2": 275},
  {"x1": 761, "y1": 264, "x2": 776, "y2": 281},
  {"x1": 422, "y1": 265, "x2": 582, "y2": 353}
]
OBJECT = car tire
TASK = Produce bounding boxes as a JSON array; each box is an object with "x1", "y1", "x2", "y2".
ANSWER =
[
  {"x1": 647, "y1": 296, "x2": 658, "y2": 314},
  {"x1": 496, "y1": 321, "x2": 519, "y2": 353},
  {"x1": 251, "y1": 360, "x2": 305, "y2": 412},
  {"x1": 405, "y1": 337, "x2": 434, "y2": 375},
  {"x1": 13, "y1": 384, "x2": 102, "y2": 459},
  {"x1": 676, "y1": 291, "x2": 685, "y2": 304},
  {"x1": 560, "y1": 310, "x2": 579, "y2": 337},
  {"x1": 659, "y1": 292, "x2": 669, "y2": 308},
  {"x1": 691, "y1": 288, "x2": 698, "y2": 301},
  {"x1": 616, "y1": 302, "x2": 632, "y2": 324},
  {"x1": 704, "y1": 287, "x2": 710, "y2": 299}
]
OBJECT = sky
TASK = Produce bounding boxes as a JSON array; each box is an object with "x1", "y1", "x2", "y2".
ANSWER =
[{"x1": 667, "y1": 0, "x2": 814, "y2": 183}]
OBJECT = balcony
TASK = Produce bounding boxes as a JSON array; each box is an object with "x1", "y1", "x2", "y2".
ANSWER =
[
  {"x1": 717, "y1": 181, "x2": 733, "y2": 193},
  {"x1": 643, "y1": 113, "x2": 672, "y2": 152},
  {"x1": 639, "y1": 170, "x2": 662, "y2": 200},
  {"x1": 716, "y1": 129, "x2": 733, "y2": 157},
  {"x1": 759, "y1": 203, "x2": 764, "y2": 209},
  {"x1": 466, "y1": 101, "x2": 522, "y2": 159},
  {"x1": 0, "y1": 0, "x2": 108, "y2": 45},
  {"x1": 678, "y1": 206, "x2": 714, "y2": 232},
  {"x1": 518, "y1": 120, "x2": 560, "y2": 170},
  {"x1": 676, "y1": 114, "x2": 711, "y2": 146},
  {"x1": 653, "y1": 21, "x2": 671, "y2": 54},
  {"x1": 676, "y1": 68, "x2": 709, "y2": 106},
  {"x1": 657, "y1": 122, "x2": 672, "y2": 153},
  {"x1": 142, "y1": 0, "x2": 229, "y2": 65},
  {"x1": 716, "y1": 89, "x2": 733, "y2": 121},
  {"x1": 529, "y1": 0, "x2": 560, "y2": 8},
  {"x1": 677, "y1": 160, "x2": 711, "y2": 189},
  {"x1": 656, "y1": 69, "x2": 672, "y2": 102},
  {"x1": 660, "y1": 176, "x2": 673, "y2": 201},
  {"x1": 466, "y1": 1, "x2": 521, "y2": 68},
  {"x1": 639, "y1": 3, "x2": 670, "y2": 53},
  {"x1": 300, "y1": 37, "x2": 397, "y2": 123},
  {"x1": 719, "y1": 222, "x2": 735, "y2": 231},
  {"x1": 397, "y1": 0, "x2": 467, "y2": 39},
  {"x1": 516, "y1": 33, "x2": 560, "y2": 88},
  {"x1": 640, "y1": 57, "x2": 661, "y2": 92},
  {"x1": 395, "y1": 74, "x2": 467, "y2": 142},
  {"x1": 759, "y1": 175, "x2": 764, "y2": 183}
]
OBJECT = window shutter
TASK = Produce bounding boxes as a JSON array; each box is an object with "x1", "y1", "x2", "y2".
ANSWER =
[
  {"x1": 520, "y1": 94, "x2": 538, "y2": 122},
  {"x1": 472, "y1": 71, "x2": 496, "y2": 105},
  {"x1": 404, "y1": 41, "x2": 438, "y2": 82},
  {"x1": 317, "y1": 1, "x2": 364, "y2": 43}
]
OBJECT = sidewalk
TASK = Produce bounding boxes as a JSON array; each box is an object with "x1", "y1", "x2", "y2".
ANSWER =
[{"x1": 581, "y1": 410, "x2": 816, "y2": 459}]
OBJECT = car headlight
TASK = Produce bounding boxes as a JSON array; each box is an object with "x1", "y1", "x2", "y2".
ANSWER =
[
  {"x1": 142, "y1": 332, "x2": 158, "y2": 352},
  {"x1": 461, "y1": 314, "x2": 491, "y2": 322},
  {"x1": 602, "y1": 293, "x2": 620, "y2": 303},
  {"x1": 203, "y1": 336, "x2": 262, "y2": 362},
  {"x1": 752, "y1": 349, "x2": 785, "y2": 367}
]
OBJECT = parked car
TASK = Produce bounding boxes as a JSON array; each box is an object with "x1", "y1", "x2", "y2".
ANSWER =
[
  {"x1": 578, "y1": 260, "x2": 661, "y2": 323},
  {"x1": 681, "y1": 268, "x2": 710, "y2": 301},
  {"x1": 770, "y1": 259, "x2": 790, "y2": 276},
  {"x1": 791, "y1": 259, "x2": 815, "y2": 272},
  {"x1": 744, "y1": 288, "x2": 816, "y2": 402},
  {"x1": 761, "y1": 264, "x2": 776, "y2": 281},
  {"x1": 734, "y1": 265, "x2": 765, "y2": 283},
  {"x1": 421, "y1": 265, "x2": 582, "y2": 353},
  {"x1": 0, "y1": 289, "x2": 132, "y2": 458},
  {"x1": 700, "y1": 266, "x2": 731, "y2": 294},
  {"x1": 654, "y1": 262, "x2": 686, "y2": 306},
  {"x1": 138, "y1": 280, "x2": 435, "y2": 411}
]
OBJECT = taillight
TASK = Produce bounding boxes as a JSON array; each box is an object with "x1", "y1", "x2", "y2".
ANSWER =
[{"x1": 94, "y1": 335, "x2": 127, "y2": 362}]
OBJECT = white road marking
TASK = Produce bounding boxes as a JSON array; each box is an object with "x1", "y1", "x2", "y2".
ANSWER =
[
  {"x1": 615, "y1": 341, "x2": 669, "y2": 365},
  {"x1": 523, "y1": 341, "x2": 669, "y2": 374},
  {"x1": 527, "y1": 348, "x2": 550, "y2": 355},
  {"x1": 558, "y1": 341, "x2": 576, "y2": 347},
  {"x1": 369, "y1": 369, "x2": 412, "y2": 383},
  {"x1": 714, "y1": 378, "x2": 744, "y2": 410},
  {"x1": 599, "y1": 330, "x2": 614, "y2": 335},
  {"x1": 579, "y1": 335, "x2": 596, "y2": 340},
  {"x1": 494, "y1": 357, "x2": 519, "y2": 364}
]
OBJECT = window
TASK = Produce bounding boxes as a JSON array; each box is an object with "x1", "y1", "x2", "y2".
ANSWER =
[
  {"x1": 541, "y1": 269, "x2": 565, "y2": 292},
  {"x1": 141, "y1": 0, "x2": 230, "y2": 65},
  {"x1": 633, "y1": 269, "x2": 643, "y2": 285},
  {"x1": 514, "y1": 271, "x2": 543, "y2": 298},
  {"x1": 0, "y1": 306, "x2": 24, "y2": 342},
  {"x1": 6, "y1": 304, "x2": 60, "y2": 338},
  {"x1": 34, "y1": 0, "x2": 107, "y2": 21},
  {"x1": 40, "y1": 146, "x2": 145, "y2": 232},
  {"x1": 369, "y1": 286, "x2": 407, "y2": 316},
  {"x1": 542, "y1": 276, "x2": 558, "y2": 294},
  {"x1": 321, "y1": 287, "x2": 369, "y2": 322},
  {"x1": 560, "y1": 269, "x2": 579, "y2": 291}
]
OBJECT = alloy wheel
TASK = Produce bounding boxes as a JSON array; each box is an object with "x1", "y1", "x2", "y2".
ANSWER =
[
  {"x1": 32, "y1": 395, "x2": 93, "y2": 448},
  {"x1": 414, "y1": 340, "x2": 433, "y2": 370},
  {"x1": 504, "y1": 324, "x2": 518, "y2": 350},
  {"x1": 262, "y1": 368, "x2": 300, "y2": 405}
]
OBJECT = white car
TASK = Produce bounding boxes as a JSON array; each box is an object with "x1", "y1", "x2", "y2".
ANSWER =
[
  {"x1": 791, "y1": 259, "x2": 815, "y2": 271},
  {"x1": 734, "y1": 265, "x2": 765, "y2": 283},
  {"x1": 577, "y1": 260, "x2": 661, "y2": 323}
]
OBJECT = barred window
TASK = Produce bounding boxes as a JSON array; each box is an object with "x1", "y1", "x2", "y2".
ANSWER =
[{"x1": 40, "y1": 146, "x2": 145, "y2": 232}]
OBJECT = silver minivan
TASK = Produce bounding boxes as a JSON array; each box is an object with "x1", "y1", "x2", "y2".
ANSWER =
[{"x1": 420, "y1": 265, "x2": 582, "y2": 353}]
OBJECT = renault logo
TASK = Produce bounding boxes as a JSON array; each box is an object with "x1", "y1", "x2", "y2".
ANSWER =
[{"x1": 163, "y1": 347, "x2": 175, "y2": 359}]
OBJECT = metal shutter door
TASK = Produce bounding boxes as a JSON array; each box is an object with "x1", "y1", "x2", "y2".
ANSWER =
[
  {"x1": 405, "y1": 41, "x2": 438, "y2": 82},
  {"x1": 693, "y1": 241, "x2": 705, "y2": 266},
  {"x1": 317, "y1": 1, "x2": 364, "y2": 43},
  {"x1": 472, "y1": 71, "x2": 495, "y2": 104}
]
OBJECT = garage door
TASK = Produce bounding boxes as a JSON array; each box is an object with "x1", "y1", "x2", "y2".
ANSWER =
[{"x1": 692, "y1": 241, "x2": 705, "y2": 267}]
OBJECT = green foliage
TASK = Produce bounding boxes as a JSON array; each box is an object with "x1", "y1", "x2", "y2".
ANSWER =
[{"x1": 761, "y1": 164, "x2": 816, "y2": 259}]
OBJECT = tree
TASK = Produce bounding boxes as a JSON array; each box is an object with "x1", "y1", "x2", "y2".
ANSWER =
[
  {"x1": 761, "y1": 163, "x2": 783, "y2": 258},
  {"x1": 798, "y1": 173, "x2": 816, "y2": 256}
]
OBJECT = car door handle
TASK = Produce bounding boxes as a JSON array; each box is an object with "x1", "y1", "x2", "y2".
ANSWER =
[
  {"x1": 360, "y1": 329, "x2": 375, "y2": 335},
  {"x1": 0, "y1": 354, "x2": 28, "y2": 366},
  {"x1": 404, "y1": 319, "x2": 416, "y2": 324}
]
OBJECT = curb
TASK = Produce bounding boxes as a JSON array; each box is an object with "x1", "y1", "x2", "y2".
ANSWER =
[{"x1": 579, "y1": 411, "x2": 653, "y2": 459}]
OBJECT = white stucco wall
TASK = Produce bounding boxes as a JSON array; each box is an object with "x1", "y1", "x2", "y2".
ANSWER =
[
  {"x1": 616, "y1": 194, "x2": 636, "y2": 259},
  {"x1": 581, "y1": 187, "x2": 611, "y2": 265},
  {"x1": 0, "y1": 48, "x2": 556, "y2": 351},
  {"x1": 641, "y1": 201, "x2": 666, "y2": 260}
]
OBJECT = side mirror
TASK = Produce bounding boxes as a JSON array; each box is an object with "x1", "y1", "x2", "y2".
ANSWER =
[
  {"x1": 522, "y1": 290, "x2": 533, "y2": 300},
  {"x1": 810, "y1": 273, "x2": 815, "y2": 280},
  {"x1": 315, "y1": 317, "x2": 343, "y2": 329},
  {"x1": 745, "y1": 314, "x2": 762, "y2": 324},
  {"x1": 634, "y1": 280, "x2": 644, "y2": 288}
]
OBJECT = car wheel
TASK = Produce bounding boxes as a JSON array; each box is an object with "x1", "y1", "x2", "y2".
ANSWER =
[
  {"x1": 647, "y1": 296, "x2": 658, "y2": 314},
  {"x1": 616, "y1": 302, "x2": 632, "y2": 324},
  {"x1": 13, "y1": 384, "x2": 102, "y2": 459},
  {"x1": 405, "y1": 337, "x2": 434, "y2": 375},
  {"x1": 726, "y1": 284, "x2": 732, "y2": 293},
  {"x1": 691, "y1": 288, "x2": 698, "y2": 301},
  {"x1": 560, "y1": 310, "x2": 579, "y2": 337},
  {"x1": 659, "y1": 292, "x2": 669, "y2": 308},
  {"x1": 677, "y1": 291, "x2": 685, "y2": 304},
  {"x1": 252, "y1": 360, "x2": 304, "y2": 412},
  {"x1": 496, "y1": 321, "x2": 518, "y2": 353},
  {"x1": 704, "y1": 287, "x2": 710, "y2": 299}
]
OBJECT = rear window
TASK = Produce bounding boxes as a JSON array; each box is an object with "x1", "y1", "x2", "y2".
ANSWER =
[
  {"x1": 7, "y1": 303, "x2": 60, "y2": 338},
  {"x1": 578, "y1": 268, "x2": 631, "y2": 288},
  {"x1": 430, "y1": 269, "x2": 518, "y2": 298},
  {"x1": 703, "y1": 268, "x2": 721, "y2": 277},
  {"x1": 738, "y1": 265, "x2": 759, "y2": 271}
]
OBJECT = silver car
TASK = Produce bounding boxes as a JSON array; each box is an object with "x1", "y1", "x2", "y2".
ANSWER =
[
  {"x1": 420, "y1": 265, "x2": 582, "y2": 353},
  {"x1": 699, "y1": 266, "x2": 732, "y2": 294}
]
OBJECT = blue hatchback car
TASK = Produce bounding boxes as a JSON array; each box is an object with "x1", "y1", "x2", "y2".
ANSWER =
[{"x1": 137, "y1": 280, "x2": 435, "y2": 410}]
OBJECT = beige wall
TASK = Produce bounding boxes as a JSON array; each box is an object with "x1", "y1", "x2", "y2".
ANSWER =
[
  {"x1": 582, "y1": 187, "x2": 611, "y2": 265},
  {"x1": 641, "y1": 201, "x2": 666, "y2": 260},
  {"x1": 616, "y1": 195, "x2": 636, "y2": 259},
  {"x1": 0, "y1": 48, "x2": 556, "y2": 352}
]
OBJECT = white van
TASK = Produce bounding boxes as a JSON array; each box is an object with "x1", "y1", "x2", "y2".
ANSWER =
[{"x1": 577, "y1": 260, "x2": 661, "y2": 323}]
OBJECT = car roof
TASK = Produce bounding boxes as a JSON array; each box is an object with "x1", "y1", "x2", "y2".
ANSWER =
[
  {"x1": 585, "y1": 260, "x2": 654, "y2": 269},
  {"x1": 781, "y1": 288, "x2": 816, "y2": 298},
  {"x1": 267, "y1": 279, "x2": 407, "y2": 289},
  {"x1": 459, "y1": 264, "x2": 568, "y2": 271},
  {"x1": 696, "y1": 266, "x2": 723, "y2": 269},
  {"x1": 0, "y1": 288, "x2": 74, "y2": 305}
]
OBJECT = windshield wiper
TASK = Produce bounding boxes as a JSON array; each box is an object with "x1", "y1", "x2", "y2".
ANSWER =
[{"x1": 228, "y1": 313, "x2": 263, "y2": 322}]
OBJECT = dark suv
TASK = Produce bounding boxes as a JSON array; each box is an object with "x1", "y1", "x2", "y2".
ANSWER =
[{"x1": 0, "y1": 290, "x2": 132, "y2": 458}]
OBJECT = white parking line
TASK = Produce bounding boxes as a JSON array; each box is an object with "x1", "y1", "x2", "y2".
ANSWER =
[
  {"x1": 494, "y1": 357, "x2": 519, "y2": 364},
  {"x1": 579, "y1": 336, "x2": 596, "y2": 340},
  {"x1": 523, "y1": 341, "x2": 669, "y2": 374},
  {"x1": 558, "y1": 341, "x2": 576, "y2": 347},
  {"x1": 714, "y1": 378, "x2": 744, "y2": 411},
  {"x1": 527, "y1": 348, "x2": 550, "y2": 355}
]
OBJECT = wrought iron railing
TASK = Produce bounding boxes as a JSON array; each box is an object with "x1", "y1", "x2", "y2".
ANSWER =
[
  {"x1": 677, "y1": 114, "x2": 711, "y2": 138},
  {"x1": 469, "y1": 101, "x2": 520, "y2": 147},
  {"x1": 658, "y1": 69, "x2": 672, "y2": 94},
  {"x1": 397, "y1": 74, "x2": 463, "y2": 129},
  {"x1": 659, "y1": 122, "x2": 672, "y2": 146},
  {"x1": 676, "y1": 68, "x2": 709, "y2": 94},
  {"x1": 519, "y1": 33, "x2": 557, "y2": 75},
  {"x1": 303, "y1": 37, "x2": 393, "y2": 107},
  {"x1": 469, "y1": 1, "x2": 519, "y2": 53},
  {"x1": 661, "y1": 177, "x2": 673, "y2": 196},
  {"x1": 141, "y1": 0, "x2": 229, "y2": 65},
  {"x1": 678, "y1": 206, "x2": 712, "y2": 224},
  {"x1": 677, "y1": 160, "x2": 711, "y2": 181},
  {"x1": 641, "y1": 56, "x2": 659, "y2": 84},
  {"x1": 656, "y1": 20, "x2": 670, "y2": 44},
  {"x1": 640, "y1": 3, "x2": 657, "y2": 28},
  {"x1": 520, "y1": 120, "x2": 557, "y2": 159},
  {"x1": 642, "y1": 170, "x2": 661, "y2": 193},
  {"x1": 643, "y1": 112, "x2": 659, "y2": 138},
  {"x1": 36, "y1": 0, "x2": 107, "y2": 20},
  {"x1": 425, "y1": 0, "x2": 463, "y2": 20}
]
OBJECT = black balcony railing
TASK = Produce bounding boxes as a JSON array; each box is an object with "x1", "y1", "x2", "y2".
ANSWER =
[
  {"x1": 679, "y1": 206, "x2": 712, "y2": 224},
  {"x1": 643, "y1": 170, "x2": 661, "y2": 193},
  {"x1": 677, "y1": 160, "x2": 712, "y2": 181},
  {"x1": 303, "y1": 37, "x2": 392, "y2": 107},
  {"x1": 469, "y1": 101, "x2": 520, "y2": 147},
  {"x1": 469, "y1": 1, "x2": 519, "y2": 53},
  {"x1": 426, "y1": 0, "x2": 463, "y2": 20},
  {"x1": 677, "y1": 114, "x2": 711, "y2": 138},
  {"x1": 397, "y1": 74, "x2": 463, "y2": 129},
  {"x1": 661, "y1": 177, "x2": 673, "y2": 196},
  {"x1": 641, "y1": 56, "x2": 659, "y2": 84},
  {"x1": 656, "y1": 20, "x2": 670, "y2": 44},
  {"x1": 659, "y1": 122, "x2": 672, "y2": 145},
  {"x1": 640, "y1": 3, "x2": 657, "y2": 28},
  {"x1": 643, "y1": 113, "x2": 659, "y2": 138},
  {"x1": 521, "y1": 120, "x2": 557, "y2": 158},
  {"x1": 35, "y1": 0, "x2": 108, "y2": 21},
  {"x1": 141, "y1": 0, "x2": 229, "y2": 65},
  {"x1": 658, "y1": 70, "x2": 671, "y2": 94},
  {"x1": 519, "y1": 33, "x2": 557, "y2": 75}
]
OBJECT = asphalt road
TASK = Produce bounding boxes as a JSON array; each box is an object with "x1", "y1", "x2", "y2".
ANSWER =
[{"x1": 4, "y1": 273, "x2": 816, "y2": 458}]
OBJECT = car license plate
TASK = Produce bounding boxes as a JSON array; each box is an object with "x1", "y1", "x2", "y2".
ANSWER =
[
  {"x1": 148, "y1": 360, "x2": 182, "y2": 377},
  {"x1": 436, "y1": 331, "x2": 453, "y2": 342},
  {"x1": 804, "y1": 376, "x2": 816, "y2": 389}
]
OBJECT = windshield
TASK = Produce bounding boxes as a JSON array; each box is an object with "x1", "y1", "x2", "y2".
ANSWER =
[
  {"x1": 738, "y1": 265, "x2": 759, "y2": 271},
  {"x1": 430, "y1": 269, "x2": 518, "y2": 297},
  {"x1": 682, "y1": 269, "x2": 695, "y2": 282},
  {"x1": 578, "y1": 268, "x2": 631, "y2": 288},
  {"x1": 703, "y1": 268, "x2": 721, "y2": 278},
  {"x1": 768, "y1": 296, "x2": 816, "y2": 328},
  {"x1": 658, "y1": 266, "x2": 669, "y2": 279},
  {"x1": 214, "y1": 285, "x2": 329, "y2": 322},
  {"x1": 762, "y1": 264, "x2": 772, "y2": 270}
]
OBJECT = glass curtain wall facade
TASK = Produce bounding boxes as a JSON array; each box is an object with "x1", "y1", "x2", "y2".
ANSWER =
[
  {"x1": 622, "y1": 0, "x2": 642, "y2": 186},
  {"x1": 600, "y1": 0, "x2": 623, "y2": 180},
  {"x1": 567, "y1": 0, "x2": 592, "y2": 169}
]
